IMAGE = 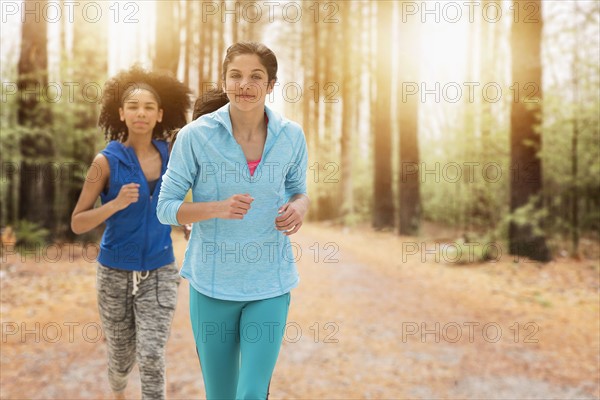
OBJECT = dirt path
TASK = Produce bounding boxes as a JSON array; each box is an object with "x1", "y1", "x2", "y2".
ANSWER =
[{"x1": 1, "y1": 223, "x2": 599, "y2": 399}]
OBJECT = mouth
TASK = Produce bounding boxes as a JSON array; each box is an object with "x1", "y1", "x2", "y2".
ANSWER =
[
  {"x1": 133, "y1": 121, "x2": 148, "y2": 125},
  {"x1": 236, "y1": 95, "x2": 256, "y2": 101}
]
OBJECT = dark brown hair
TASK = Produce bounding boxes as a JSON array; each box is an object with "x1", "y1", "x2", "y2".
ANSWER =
[
  {"x1": 222, "y1": 42, "x2": 278, "y2": 87},
  {"x1": 193, "y1": 89, "x2": 229, "y2": 120},
  {"x1": 169, "y1": 89, "x2": 230, "y2": 153}
]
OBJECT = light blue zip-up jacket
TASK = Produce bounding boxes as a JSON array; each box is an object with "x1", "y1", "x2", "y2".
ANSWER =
[{"x1": 157, "y1": 103, "x2": 308, "y2": 301}]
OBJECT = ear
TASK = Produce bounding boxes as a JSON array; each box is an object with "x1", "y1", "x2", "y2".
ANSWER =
[
  {"x1": 119, "y1": 107, "x2": 125, "y2": 121},
  {"x1": 157, "y1": 108, "x2": 164, "y2": 123},
  {"x1": 266, "y1": 79, "x2": 276, "y2": 95}
]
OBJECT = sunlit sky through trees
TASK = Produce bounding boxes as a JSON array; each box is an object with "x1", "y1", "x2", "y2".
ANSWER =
[
  {"x1": 3, "y1": 1, "x2": 471, "y2": 101},
  {"x1": 1, "y1": 1, "x2": 597, "y2": 139}
]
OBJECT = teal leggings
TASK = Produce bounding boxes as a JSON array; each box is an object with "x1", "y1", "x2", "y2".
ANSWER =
[{"x1": 189, "y1": 287, "x2": 291, "y2": 400}]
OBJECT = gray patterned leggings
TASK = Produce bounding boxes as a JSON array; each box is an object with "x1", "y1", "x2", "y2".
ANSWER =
[{"x1": 96, "y1": 262, "x2": 180, "y2": 400}]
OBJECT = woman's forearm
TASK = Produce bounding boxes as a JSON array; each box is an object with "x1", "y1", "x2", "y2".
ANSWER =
[
  {"x1": 289, "y1": 193, "x2": 310, "y2": 215},
  {"x1": 176, "y1": 194, "x2": 255, "y2": 224},
  {"x1": 71, "y1": 200, "x2": 121, "y2": 235},
  {"x1": 176, "y1": 201, "x2": 223, "y2": 225}
]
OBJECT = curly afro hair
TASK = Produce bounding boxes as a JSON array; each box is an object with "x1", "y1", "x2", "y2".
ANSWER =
[{"x1": 98, "y1": 65, "x2": 191, "y2": 142}]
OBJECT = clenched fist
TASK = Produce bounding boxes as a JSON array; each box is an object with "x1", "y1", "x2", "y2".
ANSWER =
[
  {"x1": 113, "y1": 183, "x2": 140, "y2": 210},
  {"x1": 218, "y1": 194, "x2": 254, "y2": 219}
]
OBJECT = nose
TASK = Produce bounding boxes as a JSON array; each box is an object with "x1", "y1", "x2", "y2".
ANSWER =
[{"x1": 240, "y1": 77, "x2": 251, "y2": 90}]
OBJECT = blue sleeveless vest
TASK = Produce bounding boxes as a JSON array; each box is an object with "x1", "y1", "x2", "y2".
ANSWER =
[{"x1": 98, "y1": 140, "x2": 174, "y2": 271}]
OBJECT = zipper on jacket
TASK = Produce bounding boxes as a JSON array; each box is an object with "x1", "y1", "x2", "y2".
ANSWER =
[{"x1": 130, "y1": 140, "x2": 164, "y2": 270}]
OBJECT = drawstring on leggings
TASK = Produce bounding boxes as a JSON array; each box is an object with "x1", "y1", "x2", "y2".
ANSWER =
[{"x1": 132, "y1": 270, "x2": 150, "y2": 295}]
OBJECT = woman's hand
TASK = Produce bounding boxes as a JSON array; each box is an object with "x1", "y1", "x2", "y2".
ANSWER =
[
  {"x1": 275, "y1": 195, "x2": 309, "y2": 236},
  {"x1": 71, "y1": 153, "x2": 125, "y2": 235},
  {"x1": 182, "y1": 224, "x2": 192, "y2": 240},
  {"x1": 112, "y1": 183, "x2": 140, "y2": 211},
  {"x1": 218, "y1": 194, "x2": 254, "y2": 219},
  {"x1": 174, "y1": 194, "x2": 253, "y2": 225}
]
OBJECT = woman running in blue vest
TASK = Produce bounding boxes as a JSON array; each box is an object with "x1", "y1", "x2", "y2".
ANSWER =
[
  {"x1": 157, "y1": 42, "x2": 310, "y2": 399},
  {"x1": 71, "y1": 66, "x2": 191, "y2": 400}
]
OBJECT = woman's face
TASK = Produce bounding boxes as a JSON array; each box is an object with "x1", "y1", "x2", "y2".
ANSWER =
[
  {"x1": 223, "y1": 53, "x2": 275, "y2": 112},
  {"x1": 119, "y1": 89, "x2": 163, "y2": 137}
]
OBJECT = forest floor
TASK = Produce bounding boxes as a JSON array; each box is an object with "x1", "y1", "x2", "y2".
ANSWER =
[{"x1": 1, "y1": 222, "x2": 599, "y2": 399}]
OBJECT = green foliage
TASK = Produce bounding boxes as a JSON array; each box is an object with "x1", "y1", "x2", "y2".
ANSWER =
[
  {"x1": 14, "y1": 220, "x2": 49, "y2": 249},
  {"x1": 508, "y1": 195, "x2": 549, "y2": 238},
  {"x1": 420, "y1": 102, "x2": 510, "y2": 240},
  {"x1": 443, "y1": 238, "x2": 486, "y2": 264},
  {"x1": 541, "y1": 89, "x2": 600, "y2": 245},
  {"x1": 0, "y1": 125, "x2": 27, "y2": 227},
  {"x1": 532, "y1": 291, "x2": 552, "y2": 308},
  {"x1": 349, "y1": 157, "x2": 374, "y2": 225}
]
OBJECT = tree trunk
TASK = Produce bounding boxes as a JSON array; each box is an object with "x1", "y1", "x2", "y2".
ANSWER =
[
  {"x1": 372, "y1": 1, "x2": 394, "y2": 230},
  {"x1": 155, "y1": 1, "x2": 180, "y2": 75},
  {"x1": 243, "y1": 0, "x2": 255, "y2": 40},
  {"x1": 5, "y1": 142, "x2": 17, "y2": 227},
  {"x1": 462, "y1": 2, "x2": 479, "y2": 232},
  {"x1": 319, "y1": 15, "x2": 336, "y2": 220},
  {"x1": 310, "y1": 14, "x2": 322, "y2": 219},
  {"x1": 340, "y1": 2, "x2": 354, "y2": 221},
  {"x1": 197, "y1": 1, "x2": 206, "y2": 93},
  {"x1": 570, "y1": 2, "x2": 581, "y2": 256},
  {"x1": 18, "y1": 0, "x2": 50, "y2": 126},
  {"x1": 398, "y1": 1, "x2": 420, "y2": 235},
  {"x1": 509, "y1": 0, "x2": 550, "y2": 262},
  {"x1": 301, "y1": 6, "x2": 312, "y2": 149},
  {"x1": 183, "y1": 0, "x2": 191, "y2": 87},
  {"x1": 17, "y1": 0, "x2": 55, "y2": 231},
  {"x1": 63, "y1": 0, "x2": 108, "y2": 238},
  {"x1": 206, "y1": 17, "x2": 214, "y2": 84},
  {"x1": 231, "y1": 16, "x2": 238, "y2": 45},
  {"x1": 217, "y1": 12, "x2": 225, "y2": 82},
  {"x1": 480, "y1": 0, "x2": 495, "y2": 143}
]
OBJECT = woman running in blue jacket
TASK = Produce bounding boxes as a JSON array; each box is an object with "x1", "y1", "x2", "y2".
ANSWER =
[{"x1": 157, "y1": 42, "x2": 310, "y2": 399}]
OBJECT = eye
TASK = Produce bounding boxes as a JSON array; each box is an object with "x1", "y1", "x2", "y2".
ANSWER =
[
  {"x1": 252, "y1": 75, "x2": 262, "y2": 80},
  {"x1": 230, "y1": 73, "x2": 241, "y2": 79}
]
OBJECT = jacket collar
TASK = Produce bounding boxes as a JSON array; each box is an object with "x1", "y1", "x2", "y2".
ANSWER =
[
  {"x1": 106, "y1": 139, "x2": 168, "y2": 168},
  {"x1": 212, "y1": 103, "x2": 286, "y2": 138}
]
